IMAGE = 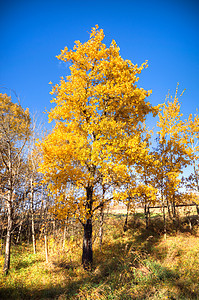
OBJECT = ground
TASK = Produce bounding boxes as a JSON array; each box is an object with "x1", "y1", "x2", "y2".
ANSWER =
[{"x1": 0, "y1": 209, "x2": 199, "y2": 299}]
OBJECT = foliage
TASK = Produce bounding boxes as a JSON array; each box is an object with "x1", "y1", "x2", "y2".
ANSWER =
[
  {"x1": 182, "y1": 112, "x2": 199, "y2": 194},
  {"x1": 153, "y1": 86, "x2": 190, "y2": 207},
  {"x1": 38, "y1": 25, "x2": 159, "y2": 225},
  {"x1": 1, "y1": 25, "x2": 199, "y2": 296},
  {"x1": 0, "y1": 93, "x2": 31, "y2": 190}
]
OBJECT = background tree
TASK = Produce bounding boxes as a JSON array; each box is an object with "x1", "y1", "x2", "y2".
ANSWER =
[
  {"x1": 39, "y1": 26, "x2": 159, "y2": 269},
  {"x1": 25, "y1": 115, "x2": 45, "y2": 254},
  {"x1": 154, "y1": 86, "x2": 190, "y2": 229},
  {"x1": 182, "y1": 112, "x2": 199, "y2": 214},
  {"x1": 0, "y1": 93, "x2": 31, "y2": 274},
  {"x1": 135, "y1": 157, "x2": 158, "y2": 228}
]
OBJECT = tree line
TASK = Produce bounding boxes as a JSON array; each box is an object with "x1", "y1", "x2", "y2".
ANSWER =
[{"x1": 0, "y1": 25, "x2": 199, "y2": 273}]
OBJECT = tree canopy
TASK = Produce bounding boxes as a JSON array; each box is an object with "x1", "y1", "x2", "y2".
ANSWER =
[{"x1": 38, "y1": 26, "x2": 159, "y2": 268}]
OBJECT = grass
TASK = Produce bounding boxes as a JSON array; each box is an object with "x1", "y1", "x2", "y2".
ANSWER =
[{"x1": 0, "y1": 214, "x2": 199, "y2": 299}]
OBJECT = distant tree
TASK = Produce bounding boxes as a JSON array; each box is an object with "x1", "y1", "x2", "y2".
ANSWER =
[
  {"x1": 39, "y1": 26, "x2": 159, "y2": 269},
  {"x1": 182, "y1": 112, "x2": 199, "y2": 214},
  {"x1": 0, "y1": 93, "x2": 31, "y2": 274},
  {"x1": 26, "y1": 115, "x2": 44, "y2": 254},
  {"x1": 154, "y1": 86, "x2": 190, "y2": 231},
  {"x1": 113, "y1": 127, "x2": 158, "y2": 230}
]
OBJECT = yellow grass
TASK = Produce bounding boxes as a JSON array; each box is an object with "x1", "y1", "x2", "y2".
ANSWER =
[{"x1": 0, "y1": 213, "x2": 199, "y2": 299}]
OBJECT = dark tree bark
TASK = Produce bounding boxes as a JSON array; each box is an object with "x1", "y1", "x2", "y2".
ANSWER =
[
  {"x1": 172, "y1": 197, "x2": 176, "y2": 218},
  {"x1": 123, "y1": 201, "x2": 130, "y2": 232},
  {"x1": 82, "y1": 185, "x2": 93, "y2": 270},
  {"x1": 144, "y1": 203, "x2": 150, "y2": 229},
  {"x1": 82, "y1": 218, "x2": 93, "y2": 270}
]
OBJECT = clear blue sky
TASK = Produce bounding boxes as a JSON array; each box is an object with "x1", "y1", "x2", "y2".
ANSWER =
[{"x1": 0, "y1": 0, "x2": 198, "y2": 127}]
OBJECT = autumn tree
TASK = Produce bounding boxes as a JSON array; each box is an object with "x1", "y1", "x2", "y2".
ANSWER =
[
  {"x1": 183, "y1": 113, "x2": 199, "y2": 190},
  {"x1": 39, "y1": 26, "x2": 159, "y2": 269},
  {"x1": 155, "y1": 86, "x2": 190, "y2": 224},
  {"x1": 112, "y1": 126, "x2": 158, "y2": 230},
  {"x1": 182, "y1": 113, "x2": 199, "y2": 213},
  {"x1": 0, "y1": 93, "x2": 31, "y2": 274}
]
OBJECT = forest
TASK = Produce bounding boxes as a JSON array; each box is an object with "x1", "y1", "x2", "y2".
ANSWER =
[{"x1": 0, "y1": 26, "x2": 199, "y2": 299}]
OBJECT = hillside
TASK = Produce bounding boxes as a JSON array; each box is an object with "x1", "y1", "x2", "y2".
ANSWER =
[{"x1": 0, "y1": 212, "x2": 199, "y2": 299}]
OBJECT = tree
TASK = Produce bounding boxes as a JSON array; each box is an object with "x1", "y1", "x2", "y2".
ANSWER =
[
  {"x1": 113, "y1": 127, "x2": 158, "y2": 230},
  {"x1": 182, "y1": 112, "x2": 199, "y2": 214},
  {"x1": 26, "y1": 115, "x2": 44, "y2": 254},
  {"x1": 154, "y1": 86, "x2": 190, "y2": 230},
  {"x1": 0, "y1": 93, "x2": 31, "y2": 274},
  {"x1": 135, "y1": 157, "x2": 158, "y2": 229},
  {"x1": 39, "y1": 26, "x2": 159, "y2": 269}
]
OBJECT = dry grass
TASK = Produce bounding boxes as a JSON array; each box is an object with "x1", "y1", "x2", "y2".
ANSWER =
[
  {"x1": 0, "y1": 213, "x2": 199, "y2": 299},
  {"x1": 110, "y1": 203, "x2": 198, "y2": 217}
]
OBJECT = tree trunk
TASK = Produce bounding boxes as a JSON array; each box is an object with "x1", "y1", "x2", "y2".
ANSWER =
[
  {"x1": 171, "y1": 199, "x2": 179, "y2": 231},
  {"x1": 123, "y1": 201, "x2": 130, "y2": 232},
  {"x1": 167, "y1": 199, "x2": 172, "y2": 219},
  {"x1": 3, "y1": 202, "x2": 13, "y2": 274},
  {"x1": 82, "y1": 218, "x2": 93, "y2": 270},
  {"x1": 82, "y1": 185, "x2": 93, "y2": 270},
  {"x1": 144, "y1": 203, "x2": 150, "y2": 229},
  {"x1": 30, "y1": 178, "x2": 36, "y2": 254},
  {"x1": 31, "y1": 215, "x2": 36, "y2": 254},
  {"x1": 44, "y1": 204, "x2": 48, "y2": 263},
  {"x1": 0, "y1": 227, "x2": 3, "y2": 255},
  {"x1": 99, "y1": 186, "x2": 105, "y2": 250},
  {"x1": 62, "y1": 221, "x2": 67, "y2": 251},
  {"x1": 99, "y1": 204, "x2": 104, "y2": 250},
  {"x1": 172, "y1": 199, "x2": 176, "y2": 218},
  {"x1": 44, "y1": 230, "x2": 48, "y2": 263},
  {"x1": 3, "y1": 144, "x2": 13, "y2": 274},
  {"x1": 16, "y1": 221, "x2": 22, "y2": 244},
  {"x1": 187, "y1": 216, "x2": 192, "y2": 231},
  {"x1": 193, "y1": 160, "x2": 199, "y2": 216},
  {"x1": 162, "y1": 200, "x2": 167, "y2": 240},
  {"x1": 53, "y1": 219, "x2": 56, "y2": 241}
]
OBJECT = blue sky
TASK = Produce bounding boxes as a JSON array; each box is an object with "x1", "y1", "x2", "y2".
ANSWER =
[{"x1": 0, "y1": 0, "x2": 199, "y2": 128}]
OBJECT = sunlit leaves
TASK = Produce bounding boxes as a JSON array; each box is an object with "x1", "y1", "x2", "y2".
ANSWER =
[
  {"x1": 39, "y1": 26, "x2": 158, "y2": 221},
  {"x1": 154, "y1": 86, "x2": 191, "y2": 204},
  {"x1": 0, "y1": 93, "x2": 31, "y2": 143}
]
